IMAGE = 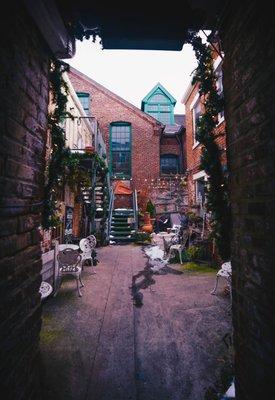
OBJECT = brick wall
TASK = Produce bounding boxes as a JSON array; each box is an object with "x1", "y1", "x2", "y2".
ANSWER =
[
  {"x1": 0, "y1": 5, "x2": 50, "y2": 399},
  {"x1": 220, "y1": 2, "x2": 275, "y2": 399},
  {"x1": 160, "y1": 137, "x2": 181, "y2": 156},
  {"x1": 69, "y1": 69, "x2": 161, "y2": 197}
]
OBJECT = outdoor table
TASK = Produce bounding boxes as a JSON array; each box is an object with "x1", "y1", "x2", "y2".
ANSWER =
[{"x1": 58, "y1": 244, "x2": 79, "y2": 251}]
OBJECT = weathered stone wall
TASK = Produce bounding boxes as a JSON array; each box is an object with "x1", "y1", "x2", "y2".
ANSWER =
[
  {"x1": 0, "y1": 4, "x2": 50, "y2": 399},
  {"x1": 220, "y1": 2, "x2": 275, "y2": 399}
]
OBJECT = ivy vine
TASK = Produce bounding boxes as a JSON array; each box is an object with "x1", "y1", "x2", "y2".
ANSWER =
[{"x1": 187, "y1": 31, "x2": 231, "y2": 261}]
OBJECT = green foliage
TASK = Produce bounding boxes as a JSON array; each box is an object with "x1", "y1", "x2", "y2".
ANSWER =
[
  {"x1": 185, "y1": 245, "x2": 203, "y2": 261},
  {"x1": 180, "y1": 262, "x2": 215, "y2": 273},
  {"x1": 133, "y1": 231, "x2": 152, "y2": 244},
  {"x1": 186, "y1": 31, "x2": 231, "y2": 261},
  {"x1": 146, "y1": 200, "x2": 156, "y2": 218}
]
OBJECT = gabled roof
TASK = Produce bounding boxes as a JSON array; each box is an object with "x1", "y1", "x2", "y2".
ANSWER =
[
  {"x1": 174, "y1": 114, "x2": 185, "y2": 127},
  {"x1": 69, "y1": 66, "x2": 163, "y2": 127},
  {"x1": 141, "y1": 83, "x2": 177, "y2": 111}
]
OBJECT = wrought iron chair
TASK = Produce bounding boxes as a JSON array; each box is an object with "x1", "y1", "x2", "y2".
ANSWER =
[
  {"x1": 79, "y1": 235, "x2": 97, "y2": 273},
  {"x1": 56, "y1": 248, "x2": 84, "y2": 297},
  {"x1": 167, "y1": 229, "x2": 189, "y2": 264},
  {"x1": 211, "y1": 261, "x2": 232, "y2": 302}
]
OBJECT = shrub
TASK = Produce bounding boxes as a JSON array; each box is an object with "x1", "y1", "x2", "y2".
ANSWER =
[
  {"x1": 133, "y1": 231, "x2": 151, "y2": 244},
  {"x1": 185, "y1": 245, "x2": 203, "y2": 261},
  {"x1": 146, "y1": 200, "x2": 156, "y2": 218}
]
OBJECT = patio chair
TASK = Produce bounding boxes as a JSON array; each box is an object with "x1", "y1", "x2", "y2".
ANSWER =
[
  {"x1": 56, "y1": 248, "x2": 84, "y2": 297},
  {"x1": 79, "y1": 235, "x2": 97, "y2": 273},
  {"x1": 167, "y1": 229, "x2": 189, "y2": 264},
  {"x1": 211, "y1": 261, "x2": 232, "y2": 301}
]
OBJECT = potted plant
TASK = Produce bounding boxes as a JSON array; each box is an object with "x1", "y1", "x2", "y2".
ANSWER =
[{"x1": 133, "y1": 231, "x2": 152, "y2": 245}]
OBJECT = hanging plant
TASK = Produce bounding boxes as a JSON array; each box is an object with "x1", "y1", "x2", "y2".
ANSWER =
[{"x1": 187, "y1": 31, "x2": 231, "y2": 261}]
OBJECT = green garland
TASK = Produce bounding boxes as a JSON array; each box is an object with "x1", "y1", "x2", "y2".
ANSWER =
[
  {"x1": 187, "y1": 31, "x2": 231, "y2": 261},
  {"x1": 43, "y1": 60, "x2": 109, "y2": 233}
]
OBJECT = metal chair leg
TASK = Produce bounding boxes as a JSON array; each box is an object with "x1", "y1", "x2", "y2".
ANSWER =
[
  {"x1": 79, "y1": 274, "x2": 84, "y2": 288},
  {"x1": 179, "y1": 249, "x2": 183, "y2": 264},
  {"x1": 211, "y1": 274, "x2": 220, "y2": 295},
  {"x1": 76, "y1": 277, "x2": 82, "y2": 297}
]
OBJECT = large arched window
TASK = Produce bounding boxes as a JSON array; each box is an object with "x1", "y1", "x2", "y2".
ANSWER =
[
  {"x1": 110, "y1": 122, "x2": 131, "y2": 178},
  {"x1": 160, "y1": 154, "x2": 179, "y2": 175}
]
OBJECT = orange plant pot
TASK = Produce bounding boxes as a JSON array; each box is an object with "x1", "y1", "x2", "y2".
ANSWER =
[{"x1": 141, "y1": 212, "x2": 153, "y2": 233}]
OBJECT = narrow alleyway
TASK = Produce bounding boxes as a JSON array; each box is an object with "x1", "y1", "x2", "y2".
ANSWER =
[{"x1": 40, "y1": 245, "x2": 232, "y2": 400}]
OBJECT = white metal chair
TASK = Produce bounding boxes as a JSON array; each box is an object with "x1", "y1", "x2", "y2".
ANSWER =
[
  {"x1": 167, "y1": 230, "x2": 189, "y2": 264},
  {"x1": 56, "y1": 248, "x2": 84, "y2": 297},
  {"x1": 79, "y1": 235, "x2": 97, "y2": 273},
  {"x1": 211, "y1": 261, "x2": 232, "y2": 301}
]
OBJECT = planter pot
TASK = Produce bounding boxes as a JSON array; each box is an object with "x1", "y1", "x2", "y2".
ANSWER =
[{"x1": 85, "y1": 146, "x2": 95, "y2": 154}]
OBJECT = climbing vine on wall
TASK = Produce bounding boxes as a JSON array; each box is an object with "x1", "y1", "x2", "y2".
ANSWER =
[
  {"x1": 187, "y1": 31, "x2": 231, "y2": 261},
  {"x1": 43, "y1": 60, "x2": 109, "y2": 232}
]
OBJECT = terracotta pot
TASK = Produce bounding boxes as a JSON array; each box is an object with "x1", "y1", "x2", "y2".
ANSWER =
[
  {"x1": 85, "y1": 146, "x2": 95, "y2": 154},
  {"x1": 141, "y1": 212, "x2": 153, "y2": 233},
  {"x1": 141, "y1": 223, "x2": 153, "y2": 234}
]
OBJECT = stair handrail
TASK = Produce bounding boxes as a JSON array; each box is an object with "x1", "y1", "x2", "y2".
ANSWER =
[
  {"x1": 107, "y1": 187, "x2": 114, "y2": 241},
  {"x1": 133, "y1": 189, "x2": 138, "y2": 231}
]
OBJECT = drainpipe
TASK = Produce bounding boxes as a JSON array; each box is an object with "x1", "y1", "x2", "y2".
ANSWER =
[{"x1": 176, "y1": 128, "x2": 184, "y2": 174}]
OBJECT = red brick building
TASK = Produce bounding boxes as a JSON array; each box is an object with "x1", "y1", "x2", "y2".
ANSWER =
[
  {"x1": 69, "y1": 69, "x2": 186, "y2": 213},
  {"x1": 182, "y1": 50, "x2": 226, "y2": 213},
  {"x1": 69, "y1": 68, "x2": 163, "y2": 193}
]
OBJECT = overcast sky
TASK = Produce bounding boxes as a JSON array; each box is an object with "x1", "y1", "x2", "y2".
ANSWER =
[{"x1": 69, "y1": 38, "x2": 198, "y2": 114}]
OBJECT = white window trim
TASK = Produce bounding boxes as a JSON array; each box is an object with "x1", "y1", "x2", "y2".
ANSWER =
[
  {"x1": 214, "y1": 56, "x2": 225, "y2": 125},
  {"x1": 193, "y1": 171, "x2": 208, "y2": 205},
  {"x1": 190, "y1": 93, "x2": 201, "y2": 149},
  {"x1": 193, "y1": 170, "x2": 208, "y2": 181},
  {"x1": 213, "y1": 55, "x2": 223, "y2": 71}
]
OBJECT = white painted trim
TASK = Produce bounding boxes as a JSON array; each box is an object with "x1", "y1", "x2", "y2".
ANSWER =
[
  {"x1": 217, "y1": 115, "x2": 225, "y2": 125},
  {"x1": 193, "y1": 170, "x2": 207, "y2": 181},
  {"x1": 190, "y1": 92, "x2": 200, "y2": 110},
  {"x1": 192, "y1": 141, "x2": 200, "y2": 150},
  {"x1": 213, "y1": 55, "x2": 223, "y2": 71},
  {"x1": 181, "y1": 81, "x2": 194, "y2": 104},
  {"x1": 23, "y1": 0, "x2": 75, "y2": 58}
]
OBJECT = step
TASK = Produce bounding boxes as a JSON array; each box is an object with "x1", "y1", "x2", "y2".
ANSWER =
[
  {"x1": 111, "y1": 225, "x2": 131, "y2": 231},
  {"x1": 112, "y1": 217, "x2": 129, "y2": 221},
  {"x1": 109, "y1": 235, "x2": 133, "y2": 242},
  {"x1": 113, "y1": 209, "x2": 134, "y2": 215},
  {"x1": 110, "y1": 230, "x2": 133, "y2": 236}
]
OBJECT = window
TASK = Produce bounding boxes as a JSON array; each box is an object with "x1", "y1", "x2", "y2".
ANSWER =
[
  {"x1": 192, "y1": 97, "x2": 201, "y2": 147},
  {"x1": 145, "y1": 91, "x2": 174, "y2": 124},
  {"x1": 160, "y1": 154, "x2": 179, "y2": 175},
  {"x1": 77, "y1": 92, "x2": 90, "y2": 115},
  {"x1": 110, "y1": 123, "x2": 131, "y2": 178},
  {"x1": 216, "y1": 65, "x2": 225, "y2": 123},
  {"x1": 195, "y1": 177, "x2": 206, "y2": 205},
  {"x1": 150, "y1": 93, "x2": 167, "y2": 103}
]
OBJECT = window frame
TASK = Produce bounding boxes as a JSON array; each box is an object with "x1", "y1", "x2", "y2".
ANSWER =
[
  {"x1": 76, "y1": 92, "x2": 90, "y2": 115},
  {"x1": 110, "y1": 122, "x2": 132, "y2": 179},
  {"x1": 145, "y1": 91, "x2": 174, "y2": 124},
  {"x1": 214, "y1": 56, "x2": 225, "y2": 125},
  {"x1": 160, "y1": 154, "x2": 179, "y2": 176},
  {"x1": 193, "y1": 170, "x2": 208, "y2": 206},
  {"x1": 190, "y1": 93, "x2": 201, "y2": 149}
]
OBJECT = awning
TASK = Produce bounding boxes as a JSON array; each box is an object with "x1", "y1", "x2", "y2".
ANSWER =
[{"x1": 114, "y1": 181, "x2": 133, "y2": 195}]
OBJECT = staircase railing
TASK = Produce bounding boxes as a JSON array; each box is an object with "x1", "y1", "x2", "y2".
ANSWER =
[
  {"x1": 107, "y1": 187, "x2": 114, "y2": 241},
  {"x1": 133, "y1": 189, "x2": 138, "y2": 231}
]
